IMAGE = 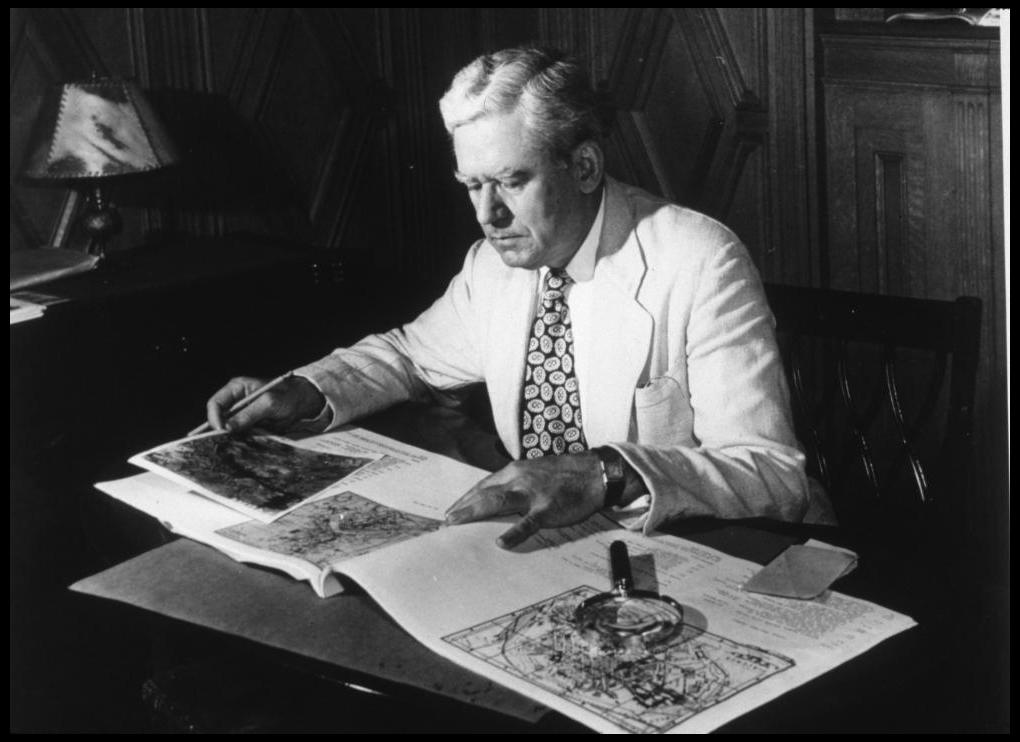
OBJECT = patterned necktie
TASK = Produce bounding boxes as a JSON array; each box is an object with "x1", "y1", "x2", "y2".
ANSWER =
[{"x1": 521, "y1": 268, "x2": 588, "y2": 458}]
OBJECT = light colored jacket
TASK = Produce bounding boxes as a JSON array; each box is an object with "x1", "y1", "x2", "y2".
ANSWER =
[{"x1": 296, "y1": 176, "x2": 835, "y2": 530}]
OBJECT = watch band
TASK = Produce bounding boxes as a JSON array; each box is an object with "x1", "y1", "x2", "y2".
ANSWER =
[{"x1": 593, "y1": 445, "x2": 626, "y2": 508}]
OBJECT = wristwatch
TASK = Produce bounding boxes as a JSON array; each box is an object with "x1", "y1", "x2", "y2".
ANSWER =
[{"x1": 593, "y1": 446, "x2": 626, "y2": 508}]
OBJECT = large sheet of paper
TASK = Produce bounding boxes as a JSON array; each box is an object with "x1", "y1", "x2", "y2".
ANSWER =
[{"x1": 337, "y1": 518, "x2": 917, "y2": 734}]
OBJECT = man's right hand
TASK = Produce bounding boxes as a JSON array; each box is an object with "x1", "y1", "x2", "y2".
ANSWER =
[{"x1": 205, "y1": 375, "x2": 328, "y2": 433}]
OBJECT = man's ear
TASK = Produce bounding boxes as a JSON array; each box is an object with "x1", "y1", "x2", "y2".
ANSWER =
[{"x1": 571, "y1": 140, "x2": 604, "y2": 194}]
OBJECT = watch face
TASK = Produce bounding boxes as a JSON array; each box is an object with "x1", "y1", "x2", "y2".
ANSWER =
[
  {"x1": 595, "y1": 447, "x2": 626, "y2": 509},
  {"x1": 598, "y1": 446, "x2": 625, "y2": 481}
]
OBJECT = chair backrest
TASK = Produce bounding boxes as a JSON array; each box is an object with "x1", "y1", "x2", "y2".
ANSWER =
[{"x1": 763, "y1": 283, "x2": 981, "y2": 553}]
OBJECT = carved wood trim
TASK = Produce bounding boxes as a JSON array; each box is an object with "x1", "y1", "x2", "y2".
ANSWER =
[
  {"x1": 47, "y1": 7, "x2": 109, "y2": 77},
  {"x1": 850, "y1": 126, "x2": 925, "y2": 296},
  {"x1": 822, "y1": 34, "x2": 1001, "y2": 90},
  {"x1": 11, "y1": 10, "x2": 68, "y2": 251},
  {"x1": 953, "y1": 95, "x2": 992, "y2": 299},
  {"x1": 765, "y1": 7, "x2": 819, "y2": 285},
  {"x1": 125, "y1": 8, "x2": 150, "y2": 85},
  {"x1": 607, "y1": 111, "x2": 663, "y2": 198},
  {"x1": 225, "y1": 8, "x2": 281, "y2": 121},
  {"x1": 605, "y1": 8, "x2": 671, "y2": 111},
  {"x1": 538, "y1": 7, "x2": 596, "y2": 65},
  {"x1": 602, "y1": 9, "x2": 673, "y2": 197},
  {"x1": 224, "y1": 9, "x2": 267, "y2": 110},
  {"x1": 670, "y1": 7, "x2": 760, "y2": 110}
]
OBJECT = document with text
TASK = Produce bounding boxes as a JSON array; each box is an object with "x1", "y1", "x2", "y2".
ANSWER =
[{"x1": 339, "y1": 518, "x2": 917, "y2": 734}]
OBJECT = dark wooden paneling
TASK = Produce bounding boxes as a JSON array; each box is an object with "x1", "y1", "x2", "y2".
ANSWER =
[
  {"x1": 9, "y1": 7, "x2": 444, "y2": 280},
  {"x1": 539, "y1": 7, "x2": 821, "y2": 285}
]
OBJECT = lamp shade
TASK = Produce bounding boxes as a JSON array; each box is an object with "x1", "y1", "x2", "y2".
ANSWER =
[{"x1": 24, "y1": 78, "x2": 178, "y2": 180}]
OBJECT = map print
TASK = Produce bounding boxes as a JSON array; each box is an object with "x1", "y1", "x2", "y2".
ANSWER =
[
  {"x1": 443, "y1": 586, "x2": 794, "y2": 734},
  {"x1": 216, "y1": 491, "x2": 440, "y2": 568}
]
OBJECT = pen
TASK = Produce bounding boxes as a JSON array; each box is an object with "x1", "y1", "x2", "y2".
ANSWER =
[{"x1": 188, "y1": 371, "x2": 295, "y2": 436}]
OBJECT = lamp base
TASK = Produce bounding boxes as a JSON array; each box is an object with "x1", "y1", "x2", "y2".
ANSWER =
[{"x1": 81, "y1": 185, "x2": 122, "y2": 258}]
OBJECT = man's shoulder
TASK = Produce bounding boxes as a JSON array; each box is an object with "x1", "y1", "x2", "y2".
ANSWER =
[
  {"x1": 614, "y1": 179, "x2": 739, "y2": 244},
  {"x1": 607, "y1": 178, "x2": 745, "y2": 269}
]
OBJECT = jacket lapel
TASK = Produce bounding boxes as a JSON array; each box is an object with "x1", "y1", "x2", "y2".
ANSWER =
[
  {"x1": 574, "y1": 177, "x2": 652, "y2": 446},
  {"x1": 486, "y1": 268, "x2": 538, "y2": 459}
]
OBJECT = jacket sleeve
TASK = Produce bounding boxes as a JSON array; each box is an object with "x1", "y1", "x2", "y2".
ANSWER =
[
  {"x1": 612, "y1": 240, "x2": 835, "y2": 528},
  {"x1": 292, "y1": 243, "x2": 487, "y2": 429}
]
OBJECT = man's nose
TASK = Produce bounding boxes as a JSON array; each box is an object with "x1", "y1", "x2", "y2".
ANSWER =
[{"x1": 475, "y1": 183, "x2": 510, "y2": 226}]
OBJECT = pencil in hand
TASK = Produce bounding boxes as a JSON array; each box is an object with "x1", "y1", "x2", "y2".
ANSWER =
[{"x1": 188, "y1": 372, "x2": 295, "y2": 437}]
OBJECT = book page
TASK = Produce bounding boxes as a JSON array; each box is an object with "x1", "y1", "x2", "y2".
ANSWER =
[
  {"x1": 294, "y1": 426, "x2": 490, "y2": 518},
  {"x1": 339, "y1": 522, "x2": 917, "y2": 734}
]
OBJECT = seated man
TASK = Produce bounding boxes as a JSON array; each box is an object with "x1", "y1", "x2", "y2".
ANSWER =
[{"x1": 205, "y1": 46, "x2": 834, "y2": 548}]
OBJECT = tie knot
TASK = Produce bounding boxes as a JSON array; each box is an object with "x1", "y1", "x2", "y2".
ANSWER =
[{"x1": 545, "y1": 268, "x2": 572, "y2": 291}]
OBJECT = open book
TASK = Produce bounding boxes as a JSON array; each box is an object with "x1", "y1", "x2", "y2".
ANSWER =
[{"x1": 101, "y1": 427, "x2": 489, "y2": 597}]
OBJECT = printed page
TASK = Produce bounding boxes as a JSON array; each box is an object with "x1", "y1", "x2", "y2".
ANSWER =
[
  {"x1": 339, "y1": 522, "x2": 917, "y2": 734},
  {"x1": 295, "y1": 426, "x2": 490, "y2": 518}
]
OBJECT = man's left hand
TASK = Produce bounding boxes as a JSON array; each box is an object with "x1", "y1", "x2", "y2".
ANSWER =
[{"x1": 444, "y1": 453, "x2": 606, "y2": 549}]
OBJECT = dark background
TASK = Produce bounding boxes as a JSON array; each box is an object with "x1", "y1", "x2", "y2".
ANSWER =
[{"x1": 10, "y1": 8, "x2": 1007, "y2": 732}]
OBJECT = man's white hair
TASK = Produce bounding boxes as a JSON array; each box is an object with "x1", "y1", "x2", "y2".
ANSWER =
[{"x1": 439, "y1": 46, "x2": 609, "y2": 160}]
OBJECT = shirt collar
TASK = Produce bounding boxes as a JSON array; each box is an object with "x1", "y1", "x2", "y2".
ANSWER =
[
  {"x1": 540, "y1": 187, "x2": 605, "y2": 286},
  {"x1": 562, "y1": 186, "x2": 606, "y2": 283}
]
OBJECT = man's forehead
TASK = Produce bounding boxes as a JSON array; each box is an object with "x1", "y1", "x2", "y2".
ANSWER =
[{"x1": 452, "y1": 111, "x2": 546, "y2": 179}]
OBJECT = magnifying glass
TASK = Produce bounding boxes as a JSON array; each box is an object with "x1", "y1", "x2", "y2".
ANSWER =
[{"x1": 574, "y1": 540, "x2": 685, "y2": 649}]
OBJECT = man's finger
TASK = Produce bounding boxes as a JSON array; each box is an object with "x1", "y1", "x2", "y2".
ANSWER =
[
  {"x1": 222, "y1": 396, "x2": 273, "y2": 432},
  {"x1": 207, "y1": 377, "x2": 263, "y2": 431},
  {"x1": 444, "y1": 473, "x2": 496, "y2": 518},
  {"x1": 445, "y1": 485, "x2": 528, "y2": 524},
  {"x1": 496, "y1": 511, "x2": 542, "y2": 550}
]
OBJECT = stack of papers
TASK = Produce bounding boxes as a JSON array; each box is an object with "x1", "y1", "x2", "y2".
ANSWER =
[
  {"x1": 10, "y1": 295, "x2": 46, "y2": 324},
  {"x1": 9, "y1": 289, "x2": 68, "y2": 325}
]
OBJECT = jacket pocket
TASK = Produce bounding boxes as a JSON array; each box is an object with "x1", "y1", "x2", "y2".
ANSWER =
[{"x1": 633, "y1": 376, "x2": 696, "y2": 447}]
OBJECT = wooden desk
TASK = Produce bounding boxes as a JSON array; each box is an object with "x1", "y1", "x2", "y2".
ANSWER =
[{"x1": 67, "y1": 404, "x2": 1008, "y2": 732}]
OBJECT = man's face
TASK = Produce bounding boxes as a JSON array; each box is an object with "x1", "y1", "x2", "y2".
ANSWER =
[{"x1": 453, "y1": 109, "x2": 589, "y2": 270}]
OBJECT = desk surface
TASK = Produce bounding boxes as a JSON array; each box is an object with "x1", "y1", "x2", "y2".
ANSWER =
[{"x1": 71, "y1": 404, "x2": 1008, "y2": 732}]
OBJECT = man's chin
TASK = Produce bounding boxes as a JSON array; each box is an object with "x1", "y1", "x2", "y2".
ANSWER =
[{"x1": 491, "y1": 240, "x2": 539, "y2": 269}]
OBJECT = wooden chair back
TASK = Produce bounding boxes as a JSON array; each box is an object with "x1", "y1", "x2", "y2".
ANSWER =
[{"x1": 764, "y1": 283, "x2": 981, "y2": 554}]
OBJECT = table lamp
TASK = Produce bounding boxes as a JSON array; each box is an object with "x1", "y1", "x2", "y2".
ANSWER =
[{"x1": 22, "y1": 76, "x2": 179, "y2": 258}]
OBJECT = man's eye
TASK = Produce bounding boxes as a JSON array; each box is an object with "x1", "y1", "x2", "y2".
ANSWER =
[{"x1": 499, "y1": 180, "x2": 524, "y2": 191}]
